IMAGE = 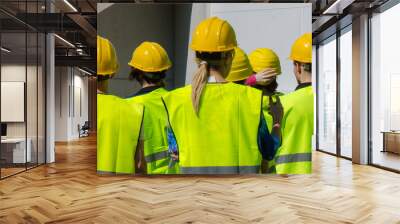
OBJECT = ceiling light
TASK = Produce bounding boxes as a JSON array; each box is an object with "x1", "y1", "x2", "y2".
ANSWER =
[
  {"x1": 63, "y1": 0, "x2": 78, "y2": 12},
  {"x1": 54, "y1": 34, "x2": 75, "y2": 48},
  {"x1": 322, "y1": 0, "x2": 341, "y2": 14},
  {"x1": 78, "y1": 67, "x2": 92, "y2": 76},
  {"x1": 1, "y1": 47, "x2": 11, "y2": 53}
]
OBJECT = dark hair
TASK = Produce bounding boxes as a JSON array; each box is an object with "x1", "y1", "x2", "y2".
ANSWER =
[
  {"x1": 130, "y1": 68, "x2": 166, "y2": 87},
  {"x1": 97, "y1": 75, "x2": 110, "y2": 82}
]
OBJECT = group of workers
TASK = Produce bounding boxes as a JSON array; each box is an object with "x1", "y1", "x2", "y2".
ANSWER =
[{"x1": 97, "y1": 16, "x2": 314, "y2": 175}]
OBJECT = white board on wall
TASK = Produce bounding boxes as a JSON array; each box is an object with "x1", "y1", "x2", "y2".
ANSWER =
[{"x1": 1, "y1": 82, "x2": 25, "y2": 122}]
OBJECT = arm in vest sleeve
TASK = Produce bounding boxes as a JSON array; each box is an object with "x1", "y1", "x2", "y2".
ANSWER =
[{"x1": 257, "y1": 112, "x2": 280, "y2": 160}]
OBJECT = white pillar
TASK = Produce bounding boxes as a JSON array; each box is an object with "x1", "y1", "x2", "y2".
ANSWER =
[
  {"x1": 46, "y1": 1, "x2": 55, "y2": 163},
  {"x1": 352, "y1": 14, "x2": 369, "y2": 164}
]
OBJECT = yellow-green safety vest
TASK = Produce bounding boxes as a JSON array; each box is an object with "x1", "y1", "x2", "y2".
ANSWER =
[
  {"x1": 97, "y1": 93, "x2": 144, "y2": 174},
  {"x1": 261, "y1": 92, "x2": 284, "y2": 173},
  {"x1": 126, "y1": 88, "x2": 179, "y2": 174},
  {"x1": 162, "y1": 83, "x2": 263, "y2": 174},
  {"x1": 274, "y1": 86, "x2": 314, "y2": 174}
]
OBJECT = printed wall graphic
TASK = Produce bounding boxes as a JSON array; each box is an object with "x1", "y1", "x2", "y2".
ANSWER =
[{"x1": 97, "y1": 3, "x2": 313, "y2": 175}]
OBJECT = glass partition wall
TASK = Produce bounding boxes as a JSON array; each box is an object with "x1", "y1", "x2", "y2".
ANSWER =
[
  {"x1": 0, "y1": 2, "x2": 46, "y2": 179},
  {"x1": 316, "y1": 25, "x2": 353, "y2": 159},
  {"x1": 370, "y1": 3, "x2": 400, "y2": 172}
]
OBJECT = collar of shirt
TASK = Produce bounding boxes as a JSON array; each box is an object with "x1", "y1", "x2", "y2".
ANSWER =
[
  {"x1": 295, "y1": 82, "x2": 312, "y2": 91},
  {"x1": 208, "y1": 76, "x2": 217, "y2": 83},
  {"x1": 129, "y1": 86, "x2": 162, "y2": 98}
]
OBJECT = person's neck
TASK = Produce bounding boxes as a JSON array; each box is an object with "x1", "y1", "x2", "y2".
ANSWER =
[
  {"x1": 209, "y1": 69, "x2": 226, "y2": 83},
  {"x1": 97, "y1": 82, "x2": 108, "y2": 93},
  {"x1": 298, "y1": 74, "x2": 311, "y2": 84},
  {"x1": 142, "y1": 83, "x2": 158, "y2": 88}
]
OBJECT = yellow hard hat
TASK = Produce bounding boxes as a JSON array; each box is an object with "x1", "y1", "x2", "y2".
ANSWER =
[
  {"x1": 97, "y1": 35, "x2": 119, "y2": 76},
  {"x1": 191, "y1": 17, "x2": 237, "y2": 52},
  {"x1": 226, "y1": 47, "x2": 253, "y2": 82},
  {"x1": 249, "y1": 48, "x2": 281, "y2": 75},
  {"x1": 128, "y1": 41, "x2": 172, "y2": 72},
  {"x1": 289, "y1": 33, "x2": 312, "y2": 63}
]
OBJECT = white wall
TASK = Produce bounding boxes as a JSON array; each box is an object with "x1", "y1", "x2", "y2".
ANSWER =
[
  {"x1": 207, "y1": 3, "x2": 312, "y2": 93},
  {"x1": 55, "y1": 67, "x2": 89, "y2": 141}
]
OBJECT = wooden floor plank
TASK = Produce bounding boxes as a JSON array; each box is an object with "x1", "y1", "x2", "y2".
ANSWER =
[{"x1": 0, "y1": 135, "x2": 400, "y2": 223}]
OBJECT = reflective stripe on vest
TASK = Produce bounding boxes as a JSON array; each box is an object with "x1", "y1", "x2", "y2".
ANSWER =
[
  {"x1": 275, "y1": 153, "x2": 312, "y2": 164},
  {"x1": 127, "y1": 88, "x2": 179, "y2": 174},
  {"x1": 145, "y1": 150, "x2": 169, "y2": 163},
  {"x1": 274, "y1": 86, "x2": 314, "y2": 174},
  {"x1": 97, "y1": 94, "x2": 143, "y2": 174},
  {"x1": 180, "y1": 166, "x2": 261, "y2": 174},
  {"x1": 162, "y1": 83, "x2": 263, "y2": 174}
]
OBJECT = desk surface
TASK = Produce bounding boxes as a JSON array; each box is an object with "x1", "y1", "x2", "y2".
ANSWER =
[
  {"x1": 1, "y1": 138, "x2": 27, "y2": 143},
  {"x1": 381, "y1": 131, "x2": 400, "y2": 134}
]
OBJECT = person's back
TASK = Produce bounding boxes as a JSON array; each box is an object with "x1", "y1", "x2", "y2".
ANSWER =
[
  {"x1": 163, "y1": 82, "x2": 263, "y2": 174},
  {"x1": 126, "y1": 41, "x2": 178, "y2": 174},
  {"x1": 97, "y1": 93, "x2": 121, "y2": 174},
  {"x1": 126, "y1": 88, "x2": 177, "y2": 174},
  {"x1": 272, "y1": 33, "x2": 314, "y2": 174},
  {"x1": 276, "y1": 85, "x2": 313, "y2": 174},
  {"x1": 97, "y1": 35, "x2": 144, "y2": 174},
  {"x1": 97, "y1": 93, "x2": 144, "y2": 174}
]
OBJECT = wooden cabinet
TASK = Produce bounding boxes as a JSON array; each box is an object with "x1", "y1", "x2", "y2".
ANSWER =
[{"x1": 382, "y1": 132, "x2": 400, "y2": 154}]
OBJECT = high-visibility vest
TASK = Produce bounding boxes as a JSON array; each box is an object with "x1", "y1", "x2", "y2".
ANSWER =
[
  {"x1": 162, "y1": 83, "x2": 263, "y2": 174},
  {"x1": 97, "y1": 93, "x2": 144, "y2": 174},
  {"x1": 261, "y1": 92, "x2": 284, "y2": 173},
  {"x1": 274, "y1": 86, "x2": 314, "y2": 174},
  {"x1": 126, "y1": 88, "x2": 179, "y2": 174}
]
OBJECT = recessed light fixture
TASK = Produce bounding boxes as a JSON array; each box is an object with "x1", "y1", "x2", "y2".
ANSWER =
[
  {"x1": 78, "y1": 67, "x2": 92, "y2": 76},
  {"x1": 322, "y1": 0, "x2": 353, "y2": 15},
  {"x1": 63, "y1": 0, "x2": 78, "y2": 12},
  {"x1": 54, "y1": 34, "x2": 75, "y2": 48},
  {"x1": 1, "y1": 47, "x2": 11, "y2": 53}
]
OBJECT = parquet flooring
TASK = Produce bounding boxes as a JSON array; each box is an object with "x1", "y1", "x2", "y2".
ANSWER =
[{"x1": 1, "y1": 135, "x2": 400, "y2": 223}]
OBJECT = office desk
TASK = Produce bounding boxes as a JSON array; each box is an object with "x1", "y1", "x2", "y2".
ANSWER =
[
  {"x1": 382, "y1": 131, "x2": 400, "y2": 154},
  {"x1": 1, "y1": 138, "x2": 31, "y2": 164}
]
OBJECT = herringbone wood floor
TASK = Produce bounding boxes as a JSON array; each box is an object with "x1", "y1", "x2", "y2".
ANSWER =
[{"x1": 1, "y1": 135, "x2": 400, "y2": 223}]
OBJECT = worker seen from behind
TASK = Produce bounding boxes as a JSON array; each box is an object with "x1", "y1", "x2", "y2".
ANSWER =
[
  {"x1": 273, "y1": 33, "x2": 314, "y2": 174},
  {"x1": 126, "y1": 41, "x2": 179, "y2": 174},
  {"x1": 162, "y1": 17, "x2": 280, "y2": 174},
  {"x1": 226, "y1": 47, "x2": 284, "y2": 173},
  {"x1": 248, "y1": 48, "x2": 285, "y2": 173},
  {"x1": 97, "y1": 36, "x2": 144, "y2": 175}
]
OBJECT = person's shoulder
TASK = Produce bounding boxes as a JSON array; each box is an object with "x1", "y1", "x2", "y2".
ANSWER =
[
  {"x1": 98, "y1": 93, "x2": 122, "y2": 102},
  {"x1": 165, "y1": 85, "x2": 191, "y2": 97}
]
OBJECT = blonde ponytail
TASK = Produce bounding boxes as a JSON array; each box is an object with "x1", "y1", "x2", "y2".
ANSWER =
[{"x1": 192, "y1": 61, "x2": 209, "y2": 114}]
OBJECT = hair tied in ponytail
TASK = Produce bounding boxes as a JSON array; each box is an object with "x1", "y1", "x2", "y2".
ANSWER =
[{"x1": 199, "y1": 61, "x2": 208, "y2": 66}]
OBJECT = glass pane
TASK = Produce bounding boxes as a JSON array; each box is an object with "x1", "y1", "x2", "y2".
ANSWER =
[
  {"x1": 371, "y1": 4, "x2": 400, "y2": 171},
  {"x1": 339, "y1": 28, "x2": 352, "y2": 158},
  {"x1": 27, "y1": 31, "x2": 38, "y2": 169},
  {"x1": 318, "y1": 36, "x2": 337, "y2": 154},
  {"x1": 38, "y1": 33, "x2": 45, "y2": 165},
  {"x1": 1, "y1": 31, "x2": 27, "y2": 177}
]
